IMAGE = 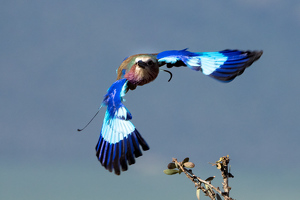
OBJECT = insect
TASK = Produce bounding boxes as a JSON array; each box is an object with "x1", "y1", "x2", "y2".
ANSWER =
[{"x1": 78, "y1": 49, "x2": 263, "y2": 175}]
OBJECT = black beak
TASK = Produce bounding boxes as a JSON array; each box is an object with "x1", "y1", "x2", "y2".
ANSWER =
[{"x1": 137, "y1": 60, "x2": 147, "y2": 69}]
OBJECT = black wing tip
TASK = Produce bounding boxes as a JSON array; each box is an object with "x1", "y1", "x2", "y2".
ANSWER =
[
  {"x1": 95, "y1": 131, "x2": 150, "y2": 175},
  {"x1": 243, "y1": 50, "x2": 263, "y2": 69},
  {"x1": 211, "y1": 49, "x2": 263, "y2": 82},
  {"x1": 246, "y1": 50, "x2": 263, "y2": 60}
]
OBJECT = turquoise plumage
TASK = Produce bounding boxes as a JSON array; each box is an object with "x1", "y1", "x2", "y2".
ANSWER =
[{"x1": 81, "y1": 49, "x2": 263, "y2": 175}]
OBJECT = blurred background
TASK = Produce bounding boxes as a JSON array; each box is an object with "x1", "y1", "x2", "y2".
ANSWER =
[{"x1": 1, "y1": 1, "x2": 299, "y2": 199}]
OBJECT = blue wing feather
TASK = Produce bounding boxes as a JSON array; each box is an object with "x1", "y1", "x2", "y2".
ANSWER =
[
  {"x1": 95, "y1": 79, "x2": 149, "y2": 175},
  {"x1": 157, "y1": 49, "x2": 262, "y2": 82}
]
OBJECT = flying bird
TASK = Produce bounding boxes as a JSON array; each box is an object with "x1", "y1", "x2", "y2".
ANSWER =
[{"x1": 78, "y1": 49, "x2": 263, "y2": 175}]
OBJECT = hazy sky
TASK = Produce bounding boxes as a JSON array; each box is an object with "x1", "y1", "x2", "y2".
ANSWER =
[{"x1": 1, "y1": 1, "x2": 300, "y2": 199}]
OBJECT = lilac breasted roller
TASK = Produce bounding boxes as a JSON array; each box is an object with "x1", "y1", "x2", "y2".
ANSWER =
[{"x1": 79, "y1": 49, "x2": 263, "y2": 175}]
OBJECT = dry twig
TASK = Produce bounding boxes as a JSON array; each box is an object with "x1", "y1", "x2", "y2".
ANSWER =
[{"x1": 163, "y1": 156, "x2": 234, "y2": 200}]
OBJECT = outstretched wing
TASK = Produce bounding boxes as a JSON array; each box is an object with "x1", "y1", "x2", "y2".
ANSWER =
[
  {"x1": 157, "y1": 49, "x2": 263, "y2": 82},
  {"x1": 95, "y1": 79, "x2": 149, "y2": 175}
]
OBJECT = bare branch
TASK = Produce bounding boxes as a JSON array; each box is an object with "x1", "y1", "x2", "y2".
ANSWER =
[{"x1": 164, "y1": 156, "x2": 235, "y2": 200}]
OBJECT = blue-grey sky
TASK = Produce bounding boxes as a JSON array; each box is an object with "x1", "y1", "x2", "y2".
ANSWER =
[{"x1": 1, "y1": 1, "x2": 300, "y2": 199}]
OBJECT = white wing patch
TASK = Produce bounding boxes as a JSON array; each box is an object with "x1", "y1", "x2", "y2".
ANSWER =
[
  {"x1": 101, "y1": 109, "x2": 135, "y2": 144},
  {"x1": 200, "y1": 53, "x2": 228, "y2": 75},
  {"x1": 115, "y1": 106, "x2": 131, "y2": 120},
  {"x1": 158, "y1": 56, "x2": 179, "y2": 64}
]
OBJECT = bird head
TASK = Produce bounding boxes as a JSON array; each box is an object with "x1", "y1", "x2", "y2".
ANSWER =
[
  {"x1": 117, "y1": 54, "x2": 160, "y2": 88},
  {"x1": 135, "y1": 56, "x2": 156, "y2": 69}
]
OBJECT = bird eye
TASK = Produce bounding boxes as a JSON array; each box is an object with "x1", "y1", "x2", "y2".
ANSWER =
[{"x1": 147, "y1": 60, "x2": 154, "y2": 66}]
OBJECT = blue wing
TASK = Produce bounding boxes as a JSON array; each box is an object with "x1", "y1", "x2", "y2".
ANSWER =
[
  {"x1": 157, "y1": 49, "x2": 263, "y2": 82},
  {"x1": 95, "y1": 79, "x2": 149, "y2": 175}
]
